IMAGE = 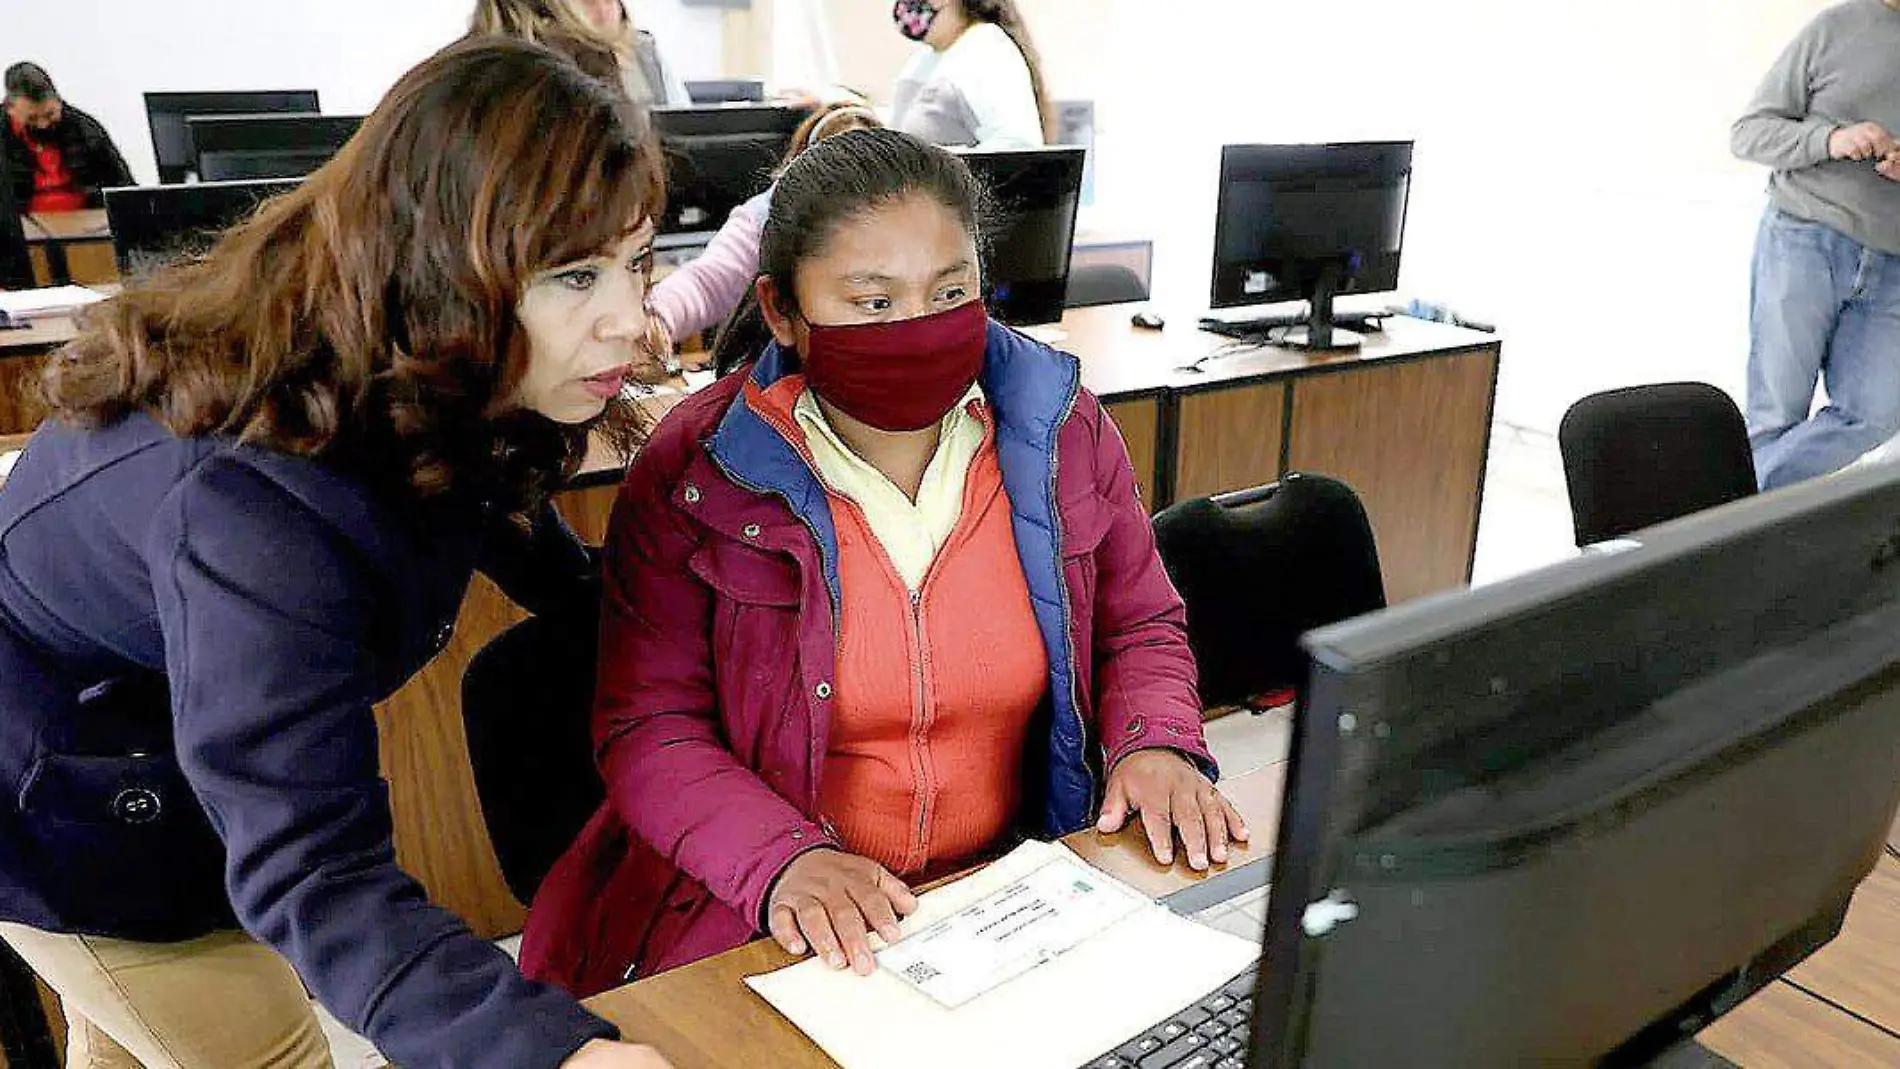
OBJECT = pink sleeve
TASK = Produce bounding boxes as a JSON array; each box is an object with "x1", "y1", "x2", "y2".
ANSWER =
[{"x1": 650, "y1": 194, "x2": 769, "y2": 341}]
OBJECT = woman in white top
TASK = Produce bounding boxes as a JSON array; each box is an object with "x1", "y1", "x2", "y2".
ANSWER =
[
  {"x1": 890, "y1": 0, "x2": 1049, "y2": 149},
  {"x1": 470, "y1": 0, "x2": 690, "y2": 107}
]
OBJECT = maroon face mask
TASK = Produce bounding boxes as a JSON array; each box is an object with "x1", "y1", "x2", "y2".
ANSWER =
[{"x1": 801, "y1": 300, "x2": 988, "y2": 432}]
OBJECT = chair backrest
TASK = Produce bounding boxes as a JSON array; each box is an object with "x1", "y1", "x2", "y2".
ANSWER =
[
  {"x1": 1063, "y1": 262, "x2": 1150, "y2": 309},
  {"x1": 461, "y1": 610, "x2": 604, "y2": 906},
  {"x1": 1152, "y1": 473, "x2": 1387, "y2": 709},
  {"x1": 1558, "y1": 382, "x2": 1758, "y2": 547}
]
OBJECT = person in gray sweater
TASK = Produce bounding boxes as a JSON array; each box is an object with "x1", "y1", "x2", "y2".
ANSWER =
[{"x1": 1731, "y1": 0, "x2": 1900, "y2": 490}]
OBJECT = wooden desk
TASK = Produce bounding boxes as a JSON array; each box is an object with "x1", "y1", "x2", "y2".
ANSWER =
[
  {"x1": 584, "y1": 761, "x2": 1288, "y2": 1069},
  {"x1": 20, "y1": 211, "x2": 115, "y2": 288},
  {"x1": 1061, "y1": 304, "x2": 1501, "y2": 604},
  {"x1": 0, "y1": 309, "x2": 87, "y2": 436}
]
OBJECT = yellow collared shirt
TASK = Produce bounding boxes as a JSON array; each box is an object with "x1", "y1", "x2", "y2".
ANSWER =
[{"x1": 793, "y1": 384, "x2": 988, "y2": 592}]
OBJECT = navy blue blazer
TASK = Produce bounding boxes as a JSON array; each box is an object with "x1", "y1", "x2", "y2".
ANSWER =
[{"x1": 0, "y1": 414, "x2": 615, "y2": 1069}]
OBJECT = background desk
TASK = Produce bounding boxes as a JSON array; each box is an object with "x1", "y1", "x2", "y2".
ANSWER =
[
  {"x1": 19, "y1": 211, "x2": 115, "y2": 288},
  {"x1": 583, "y1": 762, "x2": 1900, "y2": 1069},
  {"x1": 0, "y1": 316, "x2": 78, "y2": 436},
  {"x1": 1065, "y1": 305, "x2": 1500, "y2": 604}
]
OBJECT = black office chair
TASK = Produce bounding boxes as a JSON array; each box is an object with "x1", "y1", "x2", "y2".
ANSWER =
[
  {"x1": 1152, "y1": 473, "x2": 1387, "y2": 710},
  {"x1": 1558, "y1": 383, "x2": 1758, "y2": 548},
  {"x1": 461, "y1": 609, "x2": 605, "y2": 906},
  {"x1": 1063, "y1": 262, "x2": 1150, "y2": 309}
]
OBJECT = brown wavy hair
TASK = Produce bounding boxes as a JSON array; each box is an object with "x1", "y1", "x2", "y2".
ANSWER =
[
  {"x1": 964, "y1": 0, "x2": 1054, "y2": 142},
  {"x1": 41, "y1": 37, "x2": 663, "y2": 515}
]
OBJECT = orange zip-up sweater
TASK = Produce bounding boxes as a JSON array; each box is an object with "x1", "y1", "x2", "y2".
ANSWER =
[{"x1": 748, "y1": 378, "x2": 1048, "y2": 877}]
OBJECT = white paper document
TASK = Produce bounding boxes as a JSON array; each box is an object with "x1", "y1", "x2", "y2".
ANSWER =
[
  {"x1": 745, "y1": 841, "x2": 1261, "y2": 1069},
  {"x1": 878, "y1": 853, "x2": 1148, "y2": 1009},
  {"x1": 0, "y1": 286, "x2": 105, "y2": 321}
]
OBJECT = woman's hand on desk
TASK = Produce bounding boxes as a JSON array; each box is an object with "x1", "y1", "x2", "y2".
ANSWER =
[
  {"x1": 1097, "y1": 750, "x2": 1249, "y2": 872},
  {"x1": 767, "y1": 849, "x2": 919, "y2": 976},
  {"x1": 562, "y1": 1039, "x2": 675, "y2": 1068}
]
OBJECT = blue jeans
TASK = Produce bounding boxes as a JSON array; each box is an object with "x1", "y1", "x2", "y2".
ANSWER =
[{"x1": 1747, "y1": 207, "x2": 1900, "y2": 490}]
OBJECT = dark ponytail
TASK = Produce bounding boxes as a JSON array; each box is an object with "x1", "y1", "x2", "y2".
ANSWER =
[
  {"x1": 964, "y1": 0, "x2": 1054, "y2": 143},
  {"x1": 712, "y1": 128, "x2": 992, "y2": 375}
]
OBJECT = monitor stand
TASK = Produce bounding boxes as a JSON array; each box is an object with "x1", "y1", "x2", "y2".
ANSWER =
[
  {"x1": 1279, "y1": 263, "x2": 1362, "y2": 352},
  {"x1": 1276, "y1": 324, "x2": 1364, "y2": 352}
]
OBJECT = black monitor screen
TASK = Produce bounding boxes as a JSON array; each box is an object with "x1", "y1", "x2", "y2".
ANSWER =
[
  {"x1": 959, "y1": 147, "x2": 1085, "y2": 327},
  {"x1": 143, "y1": 91, "x2": 319, "y2": 184},
  {"x1": 105, "y1": 178, "x2": 303, "y2": 276},
  {"x1": 1253, "y1": 462, "x2": 1900, "y2": 1067},
  {"x1": 1211, "y1": 142, "x2": 1411, "y2": 310},
  {"x1": 653, "y1": 105, "x2": 806, "y2": 234},
  {"x1": 188, "y1": 115, "x2": 362, "y2": 183}
]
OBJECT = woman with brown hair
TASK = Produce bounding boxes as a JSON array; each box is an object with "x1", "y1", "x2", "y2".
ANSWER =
[
  {"x1": 890, "y1": 0, "x2": 1051, "y2": 149},
  {"x1": 470, "y1": 0, "x2": 689, "y2": 107},
  {"x1": 0, "y1": 38, "x2": 671, "y2": 1069}
]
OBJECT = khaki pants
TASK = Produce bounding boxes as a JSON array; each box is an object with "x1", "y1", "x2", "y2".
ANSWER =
[{"x1": 0, "y1": 922, "x2": 333, "y2": 1069}]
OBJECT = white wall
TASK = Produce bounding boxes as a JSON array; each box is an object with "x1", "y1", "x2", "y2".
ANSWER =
[
  {"x1": 1085, "y1": 0, "x2": 1845, "y2": 434},
  {"x1": 4, "y1": 0, "x2": 727, "y2": 188},
  {"x1": 785, "y1": 0, "x2": 1842, "y2": 433}
]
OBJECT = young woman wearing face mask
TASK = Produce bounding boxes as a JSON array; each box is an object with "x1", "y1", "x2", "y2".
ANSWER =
[
  {"x1": 0, "y1": 39, "x2": 673, "y2": 1069},
  {"x1": 889, "y1": 0, "x2": 1051, "y2": 149},
  {"x1": 519, "y1": 129, "x2": 1244, "y2": 996}
]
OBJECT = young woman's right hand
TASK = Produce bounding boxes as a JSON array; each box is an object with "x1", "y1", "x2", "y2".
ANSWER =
[
  {"x1": 561, "y1": 1039, "x2": 675, "y2": 1068},
  {"x1": 767, "y1": 849, "x2": 919, "y2": 976},
  {"x1": 1830, "y1": 122, "x2": 1897, "y2": 162}
]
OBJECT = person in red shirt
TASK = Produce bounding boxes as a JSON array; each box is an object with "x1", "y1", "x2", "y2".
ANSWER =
[{"x1": 3, "y1": 62, "x2": 133, "y2": 214}]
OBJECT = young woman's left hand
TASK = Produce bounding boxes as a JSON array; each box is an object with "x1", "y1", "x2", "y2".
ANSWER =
[{"x1": 1096, "y1": 749, "x2": 1249, "y2": 871}]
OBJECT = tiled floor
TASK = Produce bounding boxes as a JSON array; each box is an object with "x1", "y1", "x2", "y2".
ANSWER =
[
  {"x1": 310, "y1": 426, "x2": 1579, "y2": 1066},
  {"x1": 1470, "y1": 423, "x2": 1578, "y2": 588}
]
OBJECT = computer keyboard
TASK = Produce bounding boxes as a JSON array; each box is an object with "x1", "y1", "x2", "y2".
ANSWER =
[
  {"x1": 1198, "y1": 313, "x2": 1306, "y2": 338},
  {"x1": 1079, "y1": 963, "x2": 1260, "y2": 1069},
  {"x1": 1197, "y1": 312, "x2": 1387, "y2": 339}
]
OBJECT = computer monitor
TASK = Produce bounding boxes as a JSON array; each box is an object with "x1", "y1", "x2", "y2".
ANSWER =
[
  {"x1": 1252, "y1": 462, "x2": 1900, "y2": 1066},
  {"x1": 684, "y1": 80, "x2": 766, "y2": 105},
  {"x1": 187, "y1": 114, "x2": 362, "y2": 183},
  {"x1": 143, "y1": 91, "x2": 320, "y2": 185},
  {"x1": 104, "y1": 178, "x2": 302, "y2": 276},
  {"x1": 651, "y1": 104, "x2": 806, "y2": 235},
  {"x1": 956, "y1": 146, "x2": 1085, "y2": 327},
  {"x1": 1209, "y1": 141, "x2": 1412, "y2": 351}
]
